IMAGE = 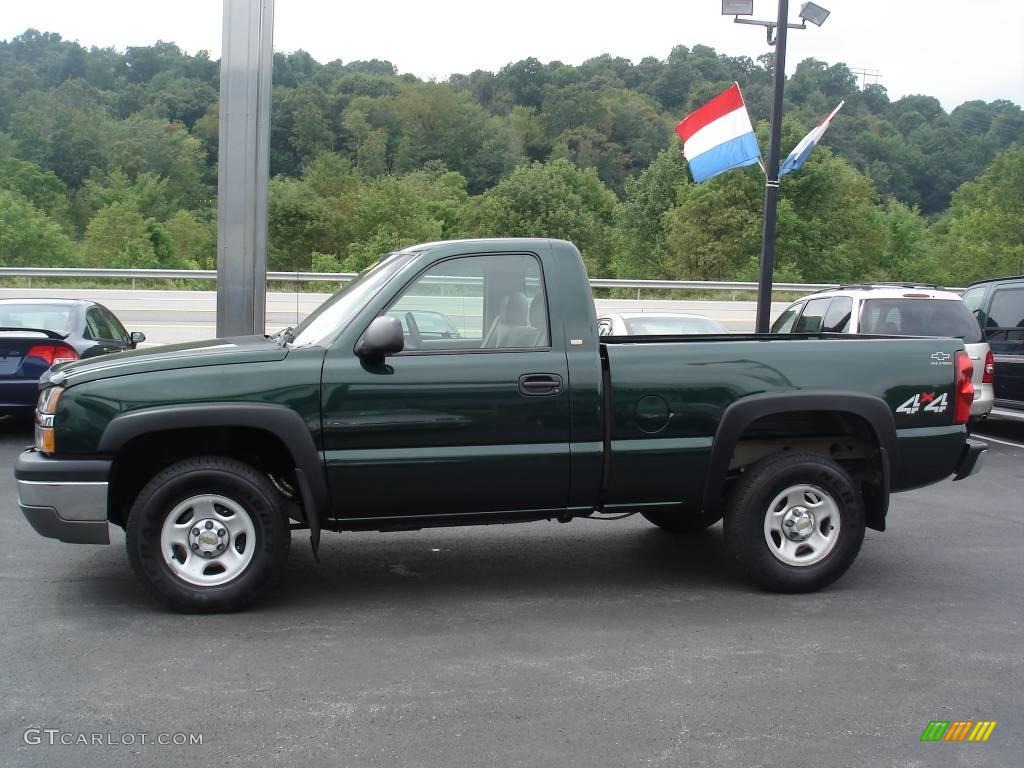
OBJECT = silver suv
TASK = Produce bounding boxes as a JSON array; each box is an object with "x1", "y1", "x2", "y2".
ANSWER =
[{"x1": 771, "y1": 284, "x2": 994, "y2": 419}]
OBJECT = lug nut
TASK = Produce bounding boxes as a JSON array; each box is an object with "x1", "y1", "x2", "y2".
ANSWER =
[
  {"x1": 217, "y1": 529, "x2": 226, "y2": 537},
  {"x1": 203, "y1": 551, "x2": 212, "y2": 558},
  {"x1": 192, "y1": 527, "x2": 200, "y2": 536},
  {"x1": 217, "y1": 543, "x2": 225, "y2": 551},
  {"x1": 785, "y1": 520, "x2": 795, "y2": 527},
  {"x1": 191, "y1": 543, "x2": 199, "y2": 550},
  {"x1": 205, "y1": 521, "x2": 214, "y2": 530}
]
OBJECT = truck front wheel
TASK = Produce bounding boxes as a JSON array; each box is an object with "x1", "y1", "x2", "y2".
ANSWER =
[
  {"x1": 724, "y1": 451, "x2": 865, "y2": 593},
  {"x1": 126, "y1": 456, "x2": 290, "y2": 612}
]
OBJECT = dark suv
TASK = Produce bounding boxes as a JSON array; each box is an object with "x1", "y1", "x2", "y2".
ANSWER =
[{"x1": 961, "y1": 276, "x2": 1024, "y2": 417}]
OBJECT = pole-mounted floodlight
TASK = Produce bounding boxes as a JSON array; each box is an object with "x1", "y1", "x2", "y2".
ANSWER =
[
  {"x1": 722, "y1": 0, "x2": 831, "y2": 333},
  {"x1": 799, "y1": 2, "x2": 830, "y2": 26},
  {"x1": 722, "y1": 0, "x2": 754, "y2": 15},
  {"x1": 728, "y1": 0, "x2": 821, "y2": 44}
]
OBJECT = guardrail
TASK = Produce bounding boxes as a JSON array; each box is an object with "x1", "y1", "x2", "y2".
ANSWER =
[
  {"x1": 0, "y1": 267, "x2": 964, "y2": 296},
  {"x1": 0, "y1": 267, "x2": 840, "y2": 295}
]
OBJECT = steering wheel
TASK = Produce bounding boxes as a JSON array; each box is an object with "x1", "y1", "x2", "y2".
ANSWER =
[{"x1": 404, "y1": 311, "x2": 423, "y2": 350}]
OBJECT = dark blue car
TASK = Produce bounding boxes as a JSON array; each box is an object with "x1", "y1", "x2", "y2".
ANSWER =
[{"x1": 0, "y1": 299, "x2": 145, "y2": 414}]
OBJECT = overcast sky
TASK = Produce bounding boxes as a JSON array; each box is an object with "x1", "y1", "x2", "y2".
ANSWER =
[{"x1": 2, "y1": 0, "x2": 1022, "y2": 111}]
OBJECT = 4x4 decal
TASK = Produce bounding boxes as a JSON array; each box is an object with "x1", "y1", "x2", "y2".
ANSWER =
[{"x1": 896, "y1": 392, "x2": 948, "y2": 415}]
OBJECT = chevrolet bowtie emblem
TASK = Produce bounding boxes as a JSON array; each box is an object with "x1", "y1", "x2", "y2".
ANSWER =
[{"x1": 931, "y1": 352, "x2": 951, "y2": 362}]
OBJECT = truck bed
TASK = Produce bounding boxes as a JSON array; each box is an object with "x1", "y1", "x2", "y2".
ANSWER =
[{"x1": 600, "y1": 333, "x2": 969, "y2": 508}]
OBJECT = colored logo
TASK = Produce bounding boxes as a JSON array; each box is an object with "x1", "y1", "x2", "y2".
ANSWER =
[{"x1": 920, "y1": 721, "x2": 997, "y2": 742}]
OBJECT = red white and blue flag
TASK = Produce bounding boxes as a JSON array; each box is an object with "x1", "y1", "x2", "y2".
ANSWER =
[
  {"x1": 779, "y1": 101, "x2": 845, "y2": 177},
  {"x1": 675, "y1": 83, "x2": 760, "y2": 183}
]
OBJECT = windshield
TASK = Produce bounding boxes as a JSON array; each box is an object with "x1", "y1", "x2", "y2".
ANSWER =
[
  {"x1": 860, "y1": 298, "x2": 982, "y2": 343},
  {"x1": 624, "y1": 316, "x2": 727, "y2": 335},
  {"x1": 289, "y1": 253, "x2": 414, "y2": 348},
  {"x1": 0, "y1": 303, "x2": 74, "y2": 335}
]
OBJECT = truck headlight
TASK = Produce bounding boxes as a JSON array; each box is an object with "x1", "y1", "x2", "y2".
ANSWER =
[{"x1": 35, "y1": 386, "x2": 64, "y2": 454}]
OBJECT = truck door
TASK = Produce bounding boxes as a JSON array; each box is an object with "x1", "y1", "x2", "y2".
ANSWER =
[
  {"x1": 985, "y1": 285, "x2": 1024, "y2": 404},
  {"x1": 320, "y1": 252, "x2": 571, "y2": 520}
]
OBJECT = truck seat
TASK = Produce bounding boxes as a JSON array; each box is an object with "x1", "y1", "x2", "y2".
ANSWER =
[{"x1": 498, "y1": 294, "x2": 547, "y2": 348}]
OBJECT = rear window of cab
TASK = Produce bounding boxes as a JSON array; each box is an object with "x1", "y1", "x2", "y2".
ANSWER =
[{"x1": 860, "y1": 298, "x2": 982, "y2": 343}]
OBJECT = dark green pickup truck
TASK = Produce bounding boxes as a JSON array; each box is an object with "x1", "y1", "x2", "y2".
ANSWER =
[{"x1": 16, "y1": 238, "x2": 986, "y2": 611}]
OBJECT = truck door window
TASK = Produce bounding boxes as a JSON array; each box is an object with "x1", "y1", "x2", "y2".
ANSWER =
[
  {"x1": 822, "y1": 297, "x2": 852, "y2": 333},
  {"x1": 987, "y1": 288, "x2": 1024, "y2": 346},
  {"x1": 988, "y1": 288, "x2": 1024, "y2": 329},
  {"x1": 389, "y1": 254, "x2": 549, "y2": 351},
  {"x1": 793, "y1": 298, "x2": 831, "y2": 333}
]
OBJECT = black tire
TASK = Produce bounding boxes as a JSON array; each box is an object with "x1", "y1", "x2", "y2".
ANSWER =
[
  {"x1": 641, "y1": 509, "x2": 723, "y2": 534},
  {"x1": 723, "y1": 451, "x2": 865, "y2": 593},
  {"x1": 126, "y1": 456, "x2": 290, "y2": 613}
]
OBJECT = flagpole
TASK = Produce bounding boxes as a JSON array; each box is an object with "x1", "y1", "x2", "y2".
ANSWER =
[{"x1": 755, "y1": 0, "x2": 790, "y2": 334}]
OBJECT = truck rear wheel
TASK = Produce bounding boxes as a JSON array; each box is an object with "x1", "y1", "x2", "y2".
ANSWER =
[
  {"x1": 126, "y1": 456, "x2": 290, "y2": 612},
  {"x1": 723, "y1": 451, "x2": 865, "y2": 593},
  {"x1": 641, "y1": 509, "x2": 722, "y2": 533}
]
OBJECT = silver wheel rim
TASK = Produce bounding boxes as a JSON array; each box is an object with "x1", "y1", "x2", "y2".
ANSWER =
[
  {"x1": 159, "y1": 494, "x2": 257, "y2": 587},
  {"x1": 763, "y1": 483, "x2": 841, "y2": 567}
]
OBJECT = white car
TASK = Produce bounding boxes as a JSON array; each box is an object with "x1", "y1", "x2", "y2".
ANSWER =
[
  {"x1": 597, "y1": 312, "x2": 729, "y2": 336},
  {"x1": 771, "y1": 284, "x2": 995, "y2": 419}
]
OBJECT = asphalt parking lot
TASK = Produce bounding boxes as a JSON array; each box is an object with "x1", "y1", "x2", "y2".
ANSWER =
[{"x1": 0, "y1": 416, "x2": 1020, "y2": 768}]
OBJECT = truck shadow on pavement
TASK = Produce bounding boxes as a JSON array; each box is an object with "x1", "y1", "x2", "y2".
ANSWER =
[
  {"x1": 277, "y1": 524, "x2": 748, "y2": 608},
  {"x1": 58, "y1": 522, "x2": 751, "y2": 616}
]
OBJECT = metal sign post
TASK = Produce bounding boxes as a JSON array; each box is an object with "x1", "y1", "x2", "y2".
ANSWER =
[{"x1": 216, "y1": 0, "x2": 274, "y2": 337}]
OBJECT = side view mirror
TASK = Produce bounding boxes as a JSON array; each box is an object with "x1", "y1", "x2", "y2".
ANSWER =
[
  {"x1": 355, "y1": 315, "x2": 404, "y2": 361},
  {"x1": 130, "y1": 331, "x2": 146, "y2": 347}
]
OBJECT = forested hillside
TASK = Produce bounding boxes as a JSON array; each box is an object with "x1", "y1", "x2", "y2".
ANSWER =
[{"x1": 1, "y1": 29, "x2": 1022, "y2": 284}]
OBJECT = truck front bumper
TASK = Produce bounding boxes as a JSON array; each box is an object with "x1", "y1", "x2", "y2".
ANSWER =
[
  {"x1": 952, "y1": 438, "x2": 987, "y2": 481},
  {"x1": 15, "y1": 450, "x2": 112, "y2": 544}
]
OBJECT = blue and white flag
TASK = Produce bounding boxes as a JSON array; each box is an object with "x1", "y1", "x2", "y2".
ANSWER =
[{"x1": 779, "y1": 101, "x2": 845, "y2": 177}]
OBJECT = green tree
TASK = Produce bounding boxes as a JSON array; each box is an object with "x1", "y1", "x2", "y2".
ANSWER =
[
  {"x1": 82, "y1": 201, "x2": 157, "y2": 268},
  {"x1": 772, "y1": 147, "x2": 886, "y2": 282},
  {"x1": 614, "y1": 148, "x2": 688, "y2": 278},
  {"x1": 107, "y1": 117, "x2": 207, "y2": 206},
  {"x1": 0, "y1": 157, "x2": 70, "y2": 226},
  {"x1": 356, "y1": 129, "x2": 388, "y2": 178},
  {"x1": 663, "y1": 168, "x2": 765, "y2": 281},
  {"x1": 266, "y1": 177, "x2": 337, "y2": 271},
  {"x1": 338, "y1": 169, "x2": 465, "y2": 270},
  {"x1": 146, "y1": 73, "x2": 217, "y2": 128},
  {"x1": 165, "y1": 210, "x2": 215, "y2": 268},
  {"x1": 930, "y1": 146, "x2": 1024, "y2": 284},
  {"x1": 81, "y1": 168, "x2": 176, "y2": 224},
  {"x1": 494, "y1": 58, "x2": 548, "y2": 109},
  {"x1": 875, "y1": 201, "x2": 930, "y2": 281},
  {"x1": 461, "y1": 159, "x2": 618, "y2": 275},
  {"x1": 289, "y1": 102, "x2": 334, "y2": 163},
  {"x1": 550, "y1": 127, "x2": 629, "y2": 192},
  {"x1": 663, "y1": 124, "x2": 888, "y2": 283},
  {"x1": 0, "y1": 189, "x2": 76, "y2": 266},
  {"x1": 7, "y1": 81, "x2": 113, "y2": 187}
]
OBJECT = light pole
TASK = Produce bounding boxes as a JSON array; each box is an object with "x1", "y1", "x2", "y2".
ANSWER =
[{"x1": 722, "y1": 1, "x2": 830, "y2": 332}]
